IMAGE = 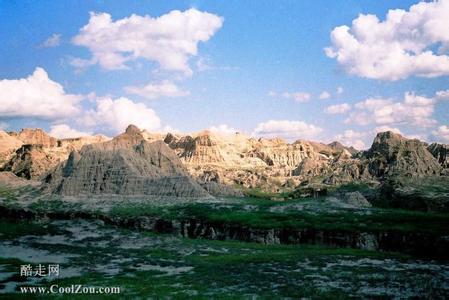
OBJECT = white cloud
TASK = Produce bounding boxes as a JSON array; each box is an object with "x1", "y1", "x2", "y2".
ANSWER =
[
  {"x1": 436, "y1": 89, "x2": 449, "y2": 100},
  {"x1": 282, "y1": 92, "x2": 311, "y2": 103},
  {"x1": 39, "y1": 33, "x2": 61, "y2": 48},
  {"x1": 345, "y1": 92, "x2": 436, "y2": 127},
  {"x1": 0, "y1": 67, "x2": 82, "y2": 120},
  {"x1": 326, "y1": 0, "x2": 449, "y2": 80},
  {"x1": 71, "y1": 9, "x2": 223, "y2": 74},
  {"x1": 325, "y1": 103, "x2": 351, "y2": 114},
  {"x1": 335, "y1": 130, "x2": 368, "y2": 150},
  {"x1": 252, "y1": 120, "x2": 322, "y2": 141},
  {"x1": 319, "y1": 91, "x2": 331, "y2": 100},
  {"x1": 209, "y1": 124, "x2": 237, "y2": 135},
  {"x1": 374, "y1": 126, "x2": 402, "y2": 135},
  {"x1": 125, "y1": 80, "x2": 189, "y2": 99},
  {"x1": 68, "y1": 57, "x2": 96, "y2": 70},
  {"x1": 83, "y1": 96, "x2": 161, "y2": 134},
  {"x1": 49, "y1": 124, "x2": 91, "y2": 139},
  {"x1": 433, "y1": 125, "x2": 449, "y2": 142},
  {"x1": 337, "y1": 86, "x2": 344, "y2": 94}
]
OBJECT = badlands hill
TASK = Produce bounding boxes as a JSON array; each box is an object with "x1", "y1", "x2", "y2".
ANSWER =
[
  {"x1": 0, "y1": 125, "x2": 447, "y2": 201},
  {"x1": 44, "y1": 125, "x2": 209, "y2": 198}
]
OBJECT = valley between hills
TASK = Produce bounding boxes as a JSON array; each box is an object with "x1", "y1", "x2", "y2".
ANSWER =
[{"x1": 1, "y1": 124, "x2": 449, "y2": 297}]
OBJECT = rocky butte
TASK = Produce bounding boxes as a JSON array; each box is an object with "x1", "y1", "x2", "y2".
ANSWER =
[{"x1": 44, "y1": 125, "x2": 209, "y2": 198}]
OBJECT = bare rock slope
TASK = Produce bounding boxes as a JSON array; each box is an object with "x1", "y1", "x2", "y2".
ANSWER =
[{"x1": 45, "y1": 125, "x2": 210, "y2": 198}]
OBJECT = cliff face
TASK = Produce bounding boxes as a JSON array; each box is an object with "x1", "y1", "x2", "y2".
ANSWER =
[
  {"x1": 428, "y1": 143, "x2": 449, "y2": 170},
  {"x1": 44, "y1": 125, "x2": 210, "y2": 198}
]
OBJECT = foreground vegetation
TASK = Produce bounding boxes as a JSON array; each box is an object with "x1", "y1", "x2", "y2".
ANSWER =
[{"x1": 1, "y1": 218, "x2": 448, "y2": 298}]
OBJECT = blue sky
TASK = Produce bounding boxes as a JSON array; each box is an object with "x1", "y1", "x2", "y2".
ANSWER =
[{"x1": 0, "y1": 0, "x2": 448, "y2": 148}]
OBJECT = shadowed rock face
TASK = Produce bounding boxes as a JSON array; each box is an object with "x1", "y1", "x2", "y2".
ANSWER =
[
  {"x1": 365, "y1": 131, "x2": 442, "y2": 178},
  {"x1": 45, "y1": 125, "x2": 210, "y2": 198},
  {"x1": 2, "y1": 144, "x2": 56, "y2": 179},
  {"x1": 2, "y1": 131, "x2": 109, "y2": 179},
  {"x1": 428, "y1": 143, "x2": 449, "y2": 169}
]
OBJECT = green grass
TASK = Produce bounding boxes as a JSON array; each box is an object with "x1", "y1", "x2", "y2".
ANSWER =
[
  {"x1": 0, "y1": 186, "x2": 18, "y2": 206},
  {"x1": 1, "y1": 217, "x2": 441, "y2": 299},
  {"x1": 109, "y1": 199, "x2": 449, "y2": 235},
  {"x1": 0, "y1": 219, "x2": 59, "y2": 239}
]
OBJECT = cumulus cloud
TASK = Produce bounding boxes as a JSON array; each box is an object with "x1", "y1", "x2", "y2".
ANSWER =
[
  {"x1": 0, "y1": 67, "x2": 82, "y2": 120},
  {"x1": 326, "y1": 0, "x2": 449, "y2": 80},
  {"x1": 71, "y1": 9, "x2": 223, "y2": 74},
  {"x1": 319, "y1": 91, "x2": 331, "y2": 100},
  {"x1": 125, "y1": 80, "x2": 189, "y2": 99},
  {"x1": 49, "y1": 124, "x2": 91, "y2": 139},
  {"x1": 334, "y1": 130, "x2": 368, "y2": 150},
  {"x1": 39, "y1": 33, "x2": 61, "y2": 48},
  {"x1": 252, "y1": 120, "x2": 322, "y2": 141},
  {"x1": 209, "y1": 124, "x2": 237, "y2": 135},
  {"x1": 325, "y1": 103, "x2": 351, "y2": 114},
  {"x1": 345, "y1": 92, "x2": 436, "y2": 127},
  {"x1": 433, "y1": 125, "x2": 449, "y2": 142},
  {"x1": 83, "y1": 96, "x2": 161, "y2": 134},
  {"x1": 281, "y1": 92, "x2": 311, "y2": 103}
]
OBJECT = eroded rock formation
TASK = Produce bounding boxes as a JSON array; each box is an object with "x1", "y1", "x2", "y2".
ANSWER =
[
  {"x1": 1, "y1": 129, "x2": 109, "y2": 179},
  {"x1": 1, "y1": 126, "x2": 447, "y2": 196},
  {"x1": 44, "y1": 125, "x2": 210, "y2": 198}
]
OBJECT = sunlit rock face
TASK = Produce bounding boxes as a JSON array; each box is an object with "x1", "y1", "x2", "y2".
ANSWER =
[
  {"x1": 1, "y1": 128, "x2": 109, "y2": 179},
  {"x1": 0, "y1": 130, "x2": 23, "y2": 168}
]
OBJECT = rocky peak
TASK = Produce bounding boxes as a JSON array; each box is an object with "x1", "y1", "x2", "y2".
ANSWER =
[
  {"x1": 328, "y1": 141, "x2": 358, "y2": 155},
  {"x1": 16, "y1": 128, "x2": 57, "y2": 147},
  {"x1": 98, "y1": 125, "x2": 145, "y2": 151},
  {"x1": 365, "y1": 131, "x2": 441, "y2": 177},
  {"x1": 164, "y1": 133, "x2": 177, "y2": 145},
  {"x1": 125, "y1": 124, "x2": 141, "y2": 135}
]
